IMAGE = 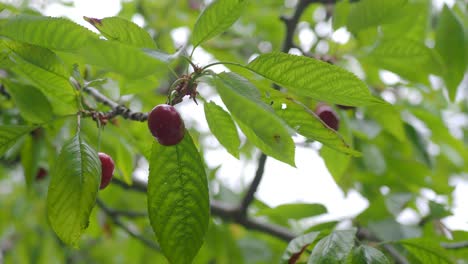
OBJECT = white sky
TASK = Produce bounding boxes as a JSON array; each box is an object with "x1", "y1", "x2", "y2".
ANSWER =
[{"x1": 39, "y1": 0, "x2": 467, "y2": 231}]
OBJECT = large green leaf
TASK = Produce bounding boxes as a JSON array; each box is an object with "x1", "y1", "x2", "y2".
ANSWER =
[
  {"x1": 366, "y1": 105, "x2": 406, "y2": 142},
  {"x1": 5, "y1": 41, "x2": 77, "y2": 115},
  {"x1": 381, "y1": 1, "x2": 429, "y2": 41},
  {"x1": 257, "y1": 203, "x2": 327, "y2": 221},
  {"x1": 20, "y1": 135, "x2": 43, "y2": 188},
  {"x1": 212, "y1": 72, "x2": 296, "y2": 166},
  {"x1": 84, "y1": 16, "x2": 156, "y2": 49},
  {"x1": 365, "y1": 38, "x2": 441, "y2": 84},
  {"x1": 191, "y1": 0, "x2": 246, "y2": 47},
  {"x1": 308, "y1": 229, "x2": 357, "y2": 264},
  {"x1": 47, "y1": 135, "x2": 101, "y2": 246},
  {"x1": 78, "y1": 38, "x2": 166, "y2": 79},
  {"x1": 262, "y1": 88, "x2": 360, "y2": 156},
  {"x1": 281, "y1": 231, "x2": 321, "y2": 264},
  {"x1": 397, "y1": 238, "x2": 452, "y2": 264},
  {"x1": 0, "y1": 14, "x2": 97, "y2": 52},
  {"x1": 435, "y1": 5, "x2": 466, "y2": 101},
  {"x1": 204, "y1": 100, "x2": 240, "y2": 158},
  {"x1": 347, "y1": 0, "x2": 408, "y2": 34},
  {"x1": 147, "y1": 133, "x2": 210, "y2": 264},
  {"x1": 247, "y1": 52, "x2": 383, "y2": 106},
  {"x1": 347, "y1": 245, "x2": 391, "y2": 264},
  {"x1": 4, "y1": 80, "x2": 53, "y2": 123},
  {"x1": 0, "y1": 125, "x2": 36, "y2": 157}
]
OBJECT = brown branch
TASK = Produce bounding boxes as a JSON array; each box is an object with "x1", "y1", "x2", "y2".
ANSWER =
[
  {"x1": 357, "y1": 227, "x2": 409, "y2": 264},
  {"x1": 238, "y1": 153, "x2": 267, "y2": 217},
  {"x1": 82, "y1": 86, "x2": 148, "y2": 121},
  {"x1": 96, "y1": 199, "x2": 159, "y2": 250},
  {"x1": 0, "y1": 84, "x2": 11, "y2": 100},
  {"x1": 112, "y1": 178, "x2": 297, "y2": 242}
]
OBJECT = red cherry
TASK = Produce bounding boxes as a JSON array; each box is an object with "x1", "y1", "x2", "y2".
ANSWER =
[
  {"x1": 98, "y1": 152, "x2": 114, "y2": 190},
  {"x1": 36, "y1": 167, "x2": 48, "y2": 180},
  {"x1": 147, "y1": 104, "x2": 185, "y2": 146},
  {"x1": 315, "y1": 103, "x2": 339, "y2": 131}
]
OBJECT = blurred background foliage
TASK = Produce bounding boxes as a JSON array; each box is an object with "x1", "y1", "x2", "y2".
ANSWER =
[{"x1": 1, "y1": 0, "x2": 468, "y2": 263}]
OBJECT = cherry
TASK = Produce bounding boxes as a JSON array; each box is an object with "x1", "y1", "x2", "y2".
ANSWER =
[
  {"x1": 315, "y1": 103, "x2": 339, "y2": 131},
  {"x1": 36, "y1": 167, "x2": 48, "y2": 180},
  {"x1": 147, "y1": 104, "x2": 185, "y2": 146},
  {"x1": 98, "y1": 152, "x2": 114, "y2": 190}
]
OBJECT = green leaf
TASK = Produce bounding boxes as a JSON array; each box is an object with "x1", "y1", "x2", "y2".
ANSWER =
[
  {"x1": 5, "y1": 41, "x2": 77, "y2": 115},
  {"x1": 281, "y1": 231, "x2": 321, "y2": 264},
  {"x1": 84, "y1": 16, "x2": 157, "y2": 49},
  {"x1": 0, "y1": 125, "x2": 36, "y2": 157},
  {"x1": 320, "y1": 146, "x2": 352, "y2": 184},
  {"x1": 257, "y1": 203, "x2": 327, "y2": 221},
  {"x1": 365, "y1": 38, "x2": 441, "y2": 84},
  {"x1": 191, "y1": 0, "x2": 246, "y2": 47},
  {"x1": 347, "y1": 0, "x2": 408, "y2": 34},
  {"x1": 347, "y1": 245, "x2": 391, "y2": 264},
  {"x1": 381, "y1": 2, "x2": 430, "y2": 41},
  {"x1": 263, "y1": 89, "x2": 360, "y2": 156},
  {"x1": 397, "y1": 238, "x2": 452, "y2": 264},
  {"x1": 78, "y1": 38, "x2": 166, "y2": 79},
  {"x1": 0, "y1": 14, "x2": 97, "y2": 52},
  {"x1": 47, "y1": 135, "x2": 101, "y2": 246},
  {"x1": 4, "y1": 80, "x2": 53, "y2": 123},
  {"x1": 204, "y1": 101, "x2": 240, "y2": 158},
  {"x1": 20, "y1": 135, "x2": 43, "y2": 188},
  {"x1": 247, "y1": 52, "x2": 383, "y2": 106},
  {"x1": 212, "y1": 72, "x2": 296, "y2": 166},
  {"x1": 308, "y1": 229, "x2": 357, "y2": 264},
  {"x1": 366, "y1": 105, "x2": 406, "y2": 142},
  {"x1": 435, "y1": 5, "x2": 466, "y2": 101},
  {"x1": 147, "y1": 133, "x2": 210, "y2": 264},
  {"x1": 332, "y1": 0, "x2": 351, "y2": 30}
]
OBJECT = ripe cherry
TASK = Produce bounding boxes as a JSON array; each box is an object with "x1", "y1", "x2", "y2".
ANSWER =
[
  {"x1": 36, "y1": 167, "x2": 48, "y2": 181},
  {"x1": 147, "y1": 104, "x2": 185, "y2": 146},
  {"x1": 315, "y1": 103, "x2": 339, "y2": 131},
  {"x1": 98, "y1": 152, "x2": 114, "y2": 190}
]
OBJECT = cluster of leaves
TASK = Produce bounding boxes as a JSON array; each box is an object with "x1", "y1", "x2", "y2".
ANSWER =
[{"x1": 1, "y1": 0, "x2": 468, "y2": 263}]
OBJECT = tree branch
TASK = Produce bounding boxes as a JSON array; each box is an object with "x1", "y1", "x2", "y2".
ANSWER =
[
  {"x1": 357, "y1": 227, "x2": 409, "y2": 264},
  {"x1": 82, "y1": 86, "x2": 148, "y2": 121},
  {"x1": 96, "y1": 199, "x2": 159, "y2": 250},
  {"x1": 280, "y1": 0, "x2": 316, "y2": 53},
  {"x1": 239, "y1": 153, "x2": 267, "y2": 217},
  {"x1": 0, "y1": 84, "x2": 11, "y2": 100},
  {"x1": 111, "y1": 178, "x2": 298, "y2": 242}
]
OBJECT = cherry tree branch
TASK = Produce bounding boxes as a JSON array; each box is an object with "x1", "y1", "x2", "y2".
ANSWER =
[
  {"x1": 111, "y1": 178, "x2": 297, "y2": 242},
  {"x1": 238, "y1": 153, "x2": 267, "y2": 217},
  {"x1": 82, "y1": 86, "x2": 148, "y2": 121},
  {"x1": 0, "y1": 84, "x2": 11, "y2": 99},
  {"x1": 96, "y1": 199, "x2": 159, "y2": 250}
]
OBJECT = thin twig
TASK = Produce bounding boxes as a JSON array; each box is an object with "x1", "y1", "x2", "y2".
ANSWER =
[
  {"x1": 83, "y1": 86, "x2": 148, "y2": 121},
  {"x1": 0, "y1": 84, "x2": 11, "y2": 99},
  {"x1": 239, "y1": 153, "x2": 267, "y2": 216},
  {"x1": 96, "y1": 199, "x2": 159, "y2": 250},
  {"x1": 357, "y1": 227, "x2": 409, "y2": 264},
  {"x1": 112, "y1": 179, "x2": 298, "y2": 242}
]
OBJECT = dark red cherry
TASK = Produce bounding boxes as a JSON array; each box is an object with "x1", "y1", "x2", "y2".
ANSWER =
[
  {"x1": 36, "y1": 167, "x2": 48, "y2": 180},
  {"x1": 98, "y1": 152, "x2": 114, "y2": 190},
  {"x1": 315, "y1": 103, "x2": 339, "y2": 131},
  {"x1": 147, "y1": 104, "x2": 185, "y2": 146}
]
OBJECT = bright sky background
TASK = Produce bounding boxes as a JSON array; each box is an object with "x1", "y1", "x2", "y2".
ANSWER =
[{"x1": 36, "y1": 0, "x2": 467, "y2": 231}]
